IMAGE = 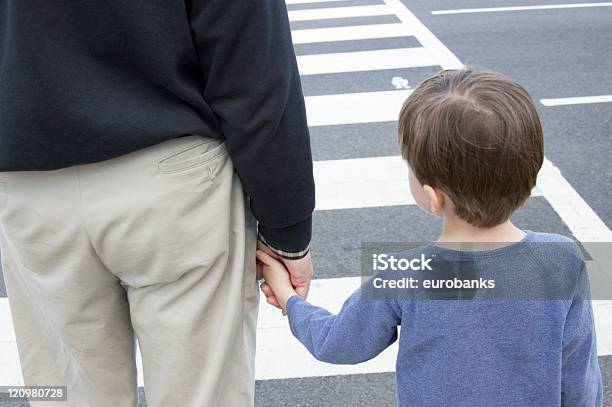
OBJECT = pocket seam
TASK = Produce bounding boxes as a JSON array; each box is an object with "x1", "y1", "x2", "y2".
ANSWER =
[
  {"x1": 157, "y1": 142, "x2": 227, "y2": 174},
  {"x1": 157, "y1": 139, "x2": 213, "y2": 163}
]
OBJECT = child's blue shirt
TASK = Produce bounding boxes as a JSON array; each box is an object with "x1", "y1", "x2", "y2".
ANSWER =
[{"x1": 286, "y1": 231, "x2": 603, "y2": 406}]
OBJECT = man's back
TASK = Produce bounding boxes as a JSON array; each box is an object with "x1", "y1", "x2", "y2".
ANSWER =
[
  {"x1": 1, "y1": 1, "x2": 218, "y2": 169},
  {"x1": 0, "y1": 0, "x2": 315, "y2": 251}
]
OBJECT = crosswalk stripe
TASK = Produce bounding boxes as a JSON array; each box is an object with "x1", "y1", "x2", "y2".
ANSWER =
[
  {"x1": 431, "y1": 2, "x2": 612, "y2": 15},
  {"x1": 310, "y1": 155, "x2": 610, "y2": 245},
  {"x1": 288, "y1": 5, "x2": 392, "y2": 21},
  {"x1": 0, "y1": 299, "x2": 14, "y2": 342},
  {"x1": 297, "y1": 47, "x2": 437, "y2": 75},
  {"x1": 314, "y1": 155, "x2": 543, "y2": 211},
  {"x1": 256, "y1": 276, "x2": 398, "y2": 380},
  {"x1": 537, "y1": 159, "x2": 612, "y2": 243},
  {"x1": 291, "y1": 23, "x2": 415, "y2": 44},
  {"x1": 305, "y1": 89, "x2": 411, "y2": 127},
  {"x1": 257, "y1": 286, "x2": 612, "y2": 380},
  {"x1": 593, "y1": 300, "x2": 612, "y2": 356},
  {"x1": 540, "y1": 95, "x2": 612, "y2": 106},
  {"x1": 286, "y1": 0, "x2": 351, "y2": 4},
  {"x1": 1, "y1": 292, "x2": 611, "y2": 384},
  {"x1": 382, "y1": 0, "x2": 463, "y2": 70},
  {"x1": 314, "y1": 156, "x2": 414, "y2": 210}
]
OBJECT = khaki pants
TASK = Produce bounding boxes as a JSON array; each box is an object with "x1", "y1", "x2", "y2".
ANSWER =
[{"x1": 0, "y1": 135, "x2": 259, "y2": 406}]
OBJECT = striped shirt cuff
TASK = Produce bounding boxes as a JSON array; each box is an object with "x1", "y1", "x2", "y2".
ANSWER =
[
  {"x1": 257, "y1": 215, "x2": 312, "y2": 259},
  {"x1": 258, "y1": 234, "x2": 310, "y2": 260}
]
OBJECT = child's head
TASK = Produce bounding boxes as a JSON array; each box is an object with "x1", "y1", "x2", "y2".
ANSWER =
[{"x1": 398, "y1": 68, "x2": 544, "y2": 228}]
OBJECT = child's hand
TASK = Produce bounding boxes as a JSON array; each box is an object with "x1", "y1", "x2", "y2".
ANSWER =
[{"x1": 256, "y1": 250, "x2": 298, "y2": 311}]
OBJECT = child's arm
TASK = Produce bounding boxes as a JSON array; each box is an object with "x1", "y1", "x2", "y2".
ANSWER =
[
  {"x1": 561, "y1": 265, "x2": 603, "y2": 405},
  {"x1": 257, "y1": 250, "x2": 401, "y2": 364}
]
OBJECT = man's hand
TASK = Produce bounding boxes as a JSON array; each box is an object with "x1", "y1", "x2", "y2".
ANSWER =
[{"x1": 257, "y1": 240, "x2": 313, "y2": 311}]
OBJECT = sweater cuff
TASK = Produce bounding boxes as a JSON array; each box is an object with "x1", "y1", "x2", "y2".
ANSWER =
[
  {"x1": 286, "y1": 294, "x2": 304, "y2": 313},
  {"x1": 257, "y1": 216, "x2": 312, "y2": 259},
  {"x1": 285, "y1": 295, "x2": 306, "y2": 326}
]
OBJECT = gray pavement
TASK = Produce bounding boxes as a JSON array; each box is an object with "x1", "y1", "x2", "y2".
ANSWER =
[
  {"x1": 264, "y1": 0, "x2": 612, "y2": 405},
  {"x1": 401, "y1": 0, "x2": 612, "y2": 229}
]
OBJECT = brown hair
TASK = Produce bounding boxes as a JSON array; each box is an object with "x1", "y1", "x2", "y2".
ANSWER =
[{"x1": 398, "y1": 68, "x2": 543, "y2": 227}]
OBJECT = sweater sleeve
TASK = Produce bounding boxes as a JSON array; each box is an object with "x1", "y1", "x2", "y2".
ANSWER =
[
  {"x1": 187, "y1": 0, "x2": 315, "y2": 253},
  {"x1": 285, "y1": 284, "x2": 401, "y2": 364},
  {"x1": 561, "y1": 264, "x2": 603, "y2": 406}
]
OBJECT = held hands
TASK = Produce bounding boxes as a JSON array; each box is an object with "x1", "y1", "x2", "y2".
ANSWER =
[
  {"x1": 256, "y1": 250, "x2": 300, "y2": 311},
  {"x1": 257, "y1": 240, "x2": 313, "y2": 312}
]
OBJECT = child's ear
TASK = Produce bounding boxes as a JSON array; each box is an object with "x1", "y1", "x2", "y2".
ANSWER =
[{"x1": 422, "y1": 185, "x2": 445, "y2": 216}]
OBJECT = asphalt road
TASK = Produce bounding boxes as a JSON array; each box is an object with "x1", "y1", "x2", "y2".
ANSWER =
[
  {"x1": 407, "y1": 0, "x2": 612, "y2": 230},
  {"x1": 255, "y1": 0, "x2": 612, "y2": 405}
]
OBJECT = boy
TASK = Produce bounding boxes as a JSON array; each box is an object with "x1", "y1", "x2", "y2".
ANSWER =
[{"x1": 257, "y1": 68, "x2": 603, "y2": 406}]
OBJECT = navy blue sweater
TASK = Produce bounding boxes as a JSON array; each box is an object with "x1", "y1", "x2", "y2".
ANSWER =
[{"x1": 0, "y1": 1, "x2": 314, "y2": 253}]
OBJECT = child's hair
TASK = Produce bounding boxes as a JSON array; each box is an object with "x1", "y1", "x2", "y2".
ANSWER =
[{"x1": 398, "y1": 68, "x2": 544, "y2": 227}]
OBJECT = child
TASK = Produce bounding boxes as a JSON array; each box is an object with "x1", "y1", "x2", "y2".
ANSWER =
[{"x1": 257, "y1": 68, "x2": 603, "y2": 406}]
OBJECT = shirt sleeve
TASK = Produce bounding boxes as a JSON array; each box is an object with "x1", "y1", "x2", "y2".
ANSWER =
[
  {"x1": 561, "y1": 264, "x2": 603, "y2": 406},
  {"x1": 187, "y1": 0, "x2": 315, "y2": 253},
  {"x1": 285, "y1": 284, "x2": 401, "y2": 364}
]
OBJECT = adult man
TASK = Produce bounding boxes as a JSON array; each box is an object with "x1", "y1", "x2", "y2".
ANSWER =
[{"x1": 0, "y1": 1, "x2": 314, "y2": 405}]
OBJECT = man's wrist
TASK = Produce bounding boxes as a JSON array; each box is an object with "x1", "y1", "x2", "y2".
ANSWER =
[
  {"x1": 257, "y1": 216, "x2": 312, "y2": 259},
  {"x1": 258, "y1": 234, "x2": 310, "y2": 260}
]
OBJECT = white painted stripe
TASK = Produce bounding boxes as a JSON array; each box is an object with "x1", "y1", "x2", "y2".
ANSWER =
[
  {"x1": 258, "y1": 277, "x2": 361, "y2": 329},
  {"x1": 286, "y1": 0, "x2": 348, "y2": 4},
  {"x1": 297, "y1": 47, "x2": 437, "y2": 75},
  {"x1": 256, "y1": 276, "x2": 398, "y2": 379},
  {"x1": 537, "y1": 159, "x2": 612, "y2": 243},
  {"x1": 292, "y1": 23, "x2": 414, "y2": 44},
  {"x1": 0, "y1": 342, "x2": 22, "y2": 386},
  {"x1": 1, "y1": 291, "x2": 611, "y2": 384},
  {"x1": 431, "y1": 2, "x2": 612, "y2": 15},
  {"x1": 314, "y1": 156, "x2": 413, "y2": 210},
  {"x1": 0, "y1": 300, "x2": 20, "y2": 385},
  {"x1": 305, "y1": 90, "x2": 411, "y2": 127},
  {"x1": 259, "y1": 290, "x2": 612, "y2": 379},
  {"x1": 382, "y1": 0, "x2": 463, "y2": 70},
  {"x1": 0, "y1": 298, "x2": 15, "y2": 343},
  {"x1": 593, "y1": 300, "x2": 612, "y2": 356},
  {"x1": 288, "y1": 5, "x2": 392, "y2": 21},
  {"x1": 541, "y1": 95, "x2": 612, "y2": 106},
  {"x1": 134, "y1": 345, "x2": 143, "y2": 386},
  {"x1": 256, "y1": 321, "x2": 398, "y2": 380},
  {"x1": 313, "y1": 155, "x2": 543, "y2": 211}
]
